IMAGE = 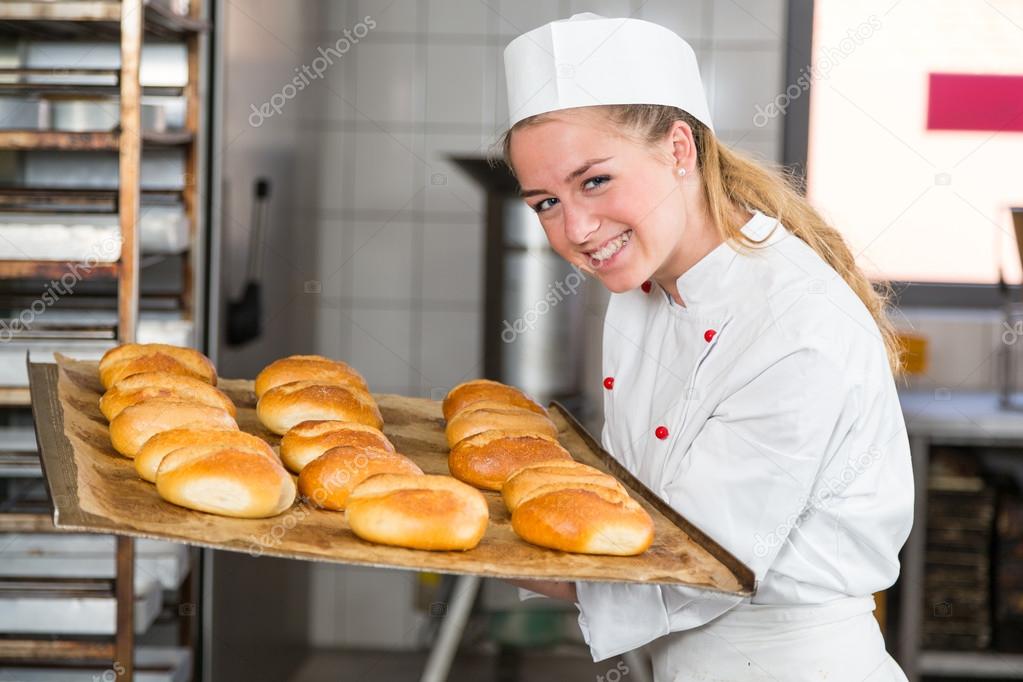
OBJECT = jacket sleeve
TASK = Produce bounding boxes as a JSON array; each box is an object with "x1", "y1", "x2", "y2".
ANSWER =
[{"x1": 574, "y1": 345, "x2": 856, "y2": 661}]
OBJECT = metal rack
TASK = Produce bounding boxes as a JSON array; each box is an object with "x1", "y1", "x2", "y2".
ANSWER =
[{"x1": 0, "y1": 2, "x2": 210, "y2": 680}]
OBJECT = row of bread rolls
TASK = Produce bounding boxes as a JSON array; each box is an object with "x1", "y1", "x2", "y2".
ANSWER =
[
  {"x1": 256, "y1": 356, "x2": 489, "y2": 551},
  {"x1": 443, "y1": 379, "x2": 654, "y2": 556},
  {"x1": 97, "y1": 343, "x2": 296, "y2": 519}
]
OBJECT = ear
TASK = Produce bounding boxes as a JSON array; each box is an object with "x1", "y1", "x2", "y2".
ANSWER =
[{"x1": 666, "y1": 119, "x2": 696, "y2": 170}]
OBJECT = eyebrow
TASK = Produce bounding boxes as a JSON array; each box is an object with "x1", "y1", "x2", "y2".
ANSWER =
[{"x1": 518, "y1": 157, "x2": 613, "y2": 198}]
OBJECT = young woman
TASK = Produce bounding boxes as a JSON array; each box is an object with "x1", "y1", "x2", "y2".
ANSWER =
[{"x1": 498, "y1": 13, "x2": 913, "y2": 681}]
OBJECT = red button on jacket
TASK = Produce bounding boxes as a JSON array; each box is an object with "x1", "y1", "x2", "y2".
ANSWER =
[
  {"x1": 603, "y1": 376, "x2": 614, "y2": 390},
  {"x1": 704, "y1": 329, "x2": 717, "y2": 343},
  {"x1": 641, "y1": 281, "x2": 652, "y2": 293},
  {"x1": 654, "y1": 426, "x2": 669, "y2": 440}
]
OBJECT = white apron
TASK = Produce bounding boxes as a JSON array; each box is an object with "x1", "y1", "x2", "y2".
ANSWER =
[{"x1": 564, "y1": 210, "x2": 914, "y2": 680}]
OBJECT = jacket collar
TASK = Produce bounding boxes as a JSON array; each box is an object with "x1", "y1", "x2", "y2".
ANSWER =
[{"x1": 659, "y1": 209, "x2": 787, "y2": 312}]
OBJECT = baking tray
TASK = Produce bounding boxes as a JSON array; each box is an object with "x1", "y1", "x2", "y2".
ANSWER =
[{"x1": 28, "y1": 354, "x2": 754, "y2": 594}]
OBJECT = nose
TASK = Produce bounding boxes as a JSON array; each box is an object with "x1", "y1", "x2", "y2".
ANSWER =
[{"x1": 561, "y1": 201, "x2": 599, "y2": 247}]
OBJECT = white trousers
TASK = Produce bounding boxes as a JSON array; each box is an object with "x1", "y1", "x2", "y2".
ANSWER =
[{"x1": 646, "y1": 596, "x2": 908, "y2": 682}]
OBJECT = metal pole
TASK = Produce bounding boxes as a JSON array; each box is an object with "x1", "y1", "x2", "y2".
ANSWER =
[{"x1": 420, "y1": 575, "x2": 481, "y2": 682}]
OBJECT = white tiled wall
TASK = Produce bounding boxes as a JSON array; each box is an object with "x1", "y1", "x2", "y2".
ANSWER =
[{"x1": 255, "y1": 0, "x2": 791, "y2": 650}]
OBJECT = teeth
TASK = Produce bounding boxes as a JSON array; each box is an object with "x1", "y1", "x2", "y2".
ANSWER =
[{"x1": 591, "y1": 230, "x2": 632, "y2": 262}]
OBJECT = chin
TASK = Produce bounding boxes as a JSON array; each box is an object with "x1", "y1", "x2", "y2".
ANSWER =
[{"x1": 596, "y1": 271, "x2": 643, "y2": 294}]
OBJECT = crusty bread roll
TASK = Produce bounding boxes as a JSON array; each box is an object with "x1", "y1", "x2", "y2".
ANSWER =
[
  {"x1": 156, "y1": 447, "x2": 296, "y2": 518},
  {"x1": 511, "y1": 484, "x2": 654, "y2": 555},
  {"x1": 298, "y1": 446, "x2": 423, "y2": 511},
  {"x1": 445, "y1": 402, "x2": 558, "y2": 448},
  {"x1": 448, "y1": 430, "x2": 572, "y2": 491},
  {"x1": 280, "y1": 420, "x2": 394, "y2": 474},
  {"x1": 442, "y1": 379, "x2": 547, "y2": 422},
  {"x1": 345, "y1": 473, "x2": 488, "y2": 551},
  {"x1": 502, "y1": 461, "x2": 627, "y2": 511},
  {"x1": 135, "y1": 428, "x2": 276, "y2": 483},
  {"x1": 108, "y1": 400, "x2": 238, "y2": 458},
  {"x1": 99, "y1": 343, "x2": 217, "y2": 389},
  {"x1": 255, "y1": 355, "x2": 369, "y2": 398},
  {"x1": 257, "y1": 381, "x2": 383, "y2": 435},
  {"x1": 100, "y1": 372, "x2": 236, "y2": 421}
]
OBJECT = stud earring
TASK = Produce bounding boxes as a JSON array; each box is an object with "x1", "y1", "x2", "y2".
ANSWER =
[{"x1": 676, "y1": 167, "x2": 687, "y2": 177}]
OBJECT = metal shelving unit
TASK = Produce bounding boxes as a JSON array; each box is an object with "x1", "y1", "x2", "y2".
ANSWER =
[{"x1": 0, "y1": 2, "x2": 210, "y2": 680}]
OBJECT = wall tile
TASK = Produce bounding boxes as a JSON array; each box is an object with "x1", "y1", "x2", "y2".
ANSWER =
[
  {"x1": 356, "y1": 0, "x2": 419, "y2": 33},
  {"x1": 353, "y1": 41, "x2": 421, "y2": 124},
  {"x1": 426, "y1": 0, "x2": 490, "y2": 35},
  {"x1": 710, "y1": 0, "x2": 786, "y2": 44},
  {"x1": 421, "y1": 221, "x2": 485, "y2": 302},
  {"x1": 711, "y1": 48, "x2": 782, "y2": 132},
  {"x1": 418, "y1": 308, "x2": 484, "y2": 394},
  {"x1": 352, "y1": 130, "x2": 421, "y2": 211},
  {"x1": 348, "y1": 221, "x2": 415, "y2": 301},
  {"x1": 346, "y1": 306, "x2": 417, "y2": 390},
  {"x1": 425, "y1": 43, "x2": 489, "y2": 127},
  {"x1": 637, "y1": 0, "x2": 704, "y2": 43}
]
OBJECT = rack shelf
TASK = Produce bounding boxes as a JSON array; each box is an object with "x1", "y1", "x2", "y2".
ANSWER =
[
  {"x1": 0, "y1": 129, "x2": 193, "y2": 151},
  {"x1": 0, "y1": 260, "x2": 119, "y2": 281},
  {"x1": 0, "y1": 1, "x2": 208, "y2": 39}
]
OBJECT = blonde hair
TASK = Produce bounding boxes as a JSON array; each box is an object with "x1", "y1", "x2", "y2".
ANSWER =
[{"x1": 492, "y1": 104, "x2": 902, "y2": 374}]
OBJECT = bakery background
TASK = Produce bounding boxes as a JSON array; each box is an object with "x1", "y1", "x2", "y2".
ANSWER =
[{"x1": 0, "y1": 0, "x2": 1022, "y2": 681}]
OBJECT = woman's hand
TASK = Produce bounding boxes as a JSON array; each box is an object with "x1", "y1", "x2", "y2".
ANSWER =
[{"x1": 503, "y1": 578, "x2": 578, "y2": 602}]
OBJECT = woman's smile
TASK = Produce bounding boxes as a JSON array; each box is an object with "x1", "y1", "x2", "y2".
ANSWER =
[{"x1": 586, "y1": 229, "x2": 634, "y2": 269}]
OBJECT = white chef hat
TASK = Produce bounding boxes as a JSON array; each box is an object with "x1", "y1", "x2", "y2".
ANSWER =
[{"x1": 503, "y1": 13, "x2": 714, "y2": 132}]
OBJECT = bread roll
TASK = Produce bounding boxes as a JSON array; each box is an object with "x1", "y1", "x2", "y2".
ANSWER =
[
  {"x1": 108, "y1": 400, "x2": 238, "y2": 458},
  {"x1": 156, "y1": 447, "x2": 296, "y2": 518},
  {"x1": 100, "y1": 372, "x2": 236, "y2": 421},
  {"x1": 280, "y1": 420, "x2": 394, "y2": 474},
  {"x1": 448, "y1": 430, "x2": 572, "y2": 491},
  {"x1": 502, "y1": 461, "x2": 627, "y2": 511},
  {"x1": 345, "y1": 474, "x2": 488, "y2": 551},
  {"x1": 255, "y1": 355, "x2": 369, "y2": 398},
  {"x1": 257, "y1": 381, "x2": 382, "y2": 435},
  {"x1": 511, "y1": 484, "x2": 654, "y2": 555},
  {"x1": 298, "y1": 446, "x2": 423, "y2": 511},
  {"x1": 99, "y1": 343, "x2": 216, "y2": 389},
  {"x1": 135, "y1": 428, "x2": 276, "y2": 483},
  {"x1": 442, "y1": 379, "x2": 547, "y2": 422},
  {"x1": 445, "y1": 402, "x2": 558, "y2": 448}
]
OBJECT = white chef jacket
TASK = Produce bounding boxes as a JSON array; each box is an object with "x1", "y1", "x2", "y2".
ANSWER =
[{"x1": 524, "y1": 209, "x2": 914, "y2": 676}]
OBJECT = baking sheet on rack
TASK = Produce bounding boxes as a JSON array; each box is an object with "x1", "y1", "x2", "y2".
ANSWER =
[{"x1": 29, "y1": 353, "x2": 752, "y2": 593}]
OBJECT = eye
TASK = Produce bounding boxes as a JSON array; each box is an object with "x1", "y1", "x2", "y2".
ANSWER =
[
  {"x1": 531, "y1": 175, "x2": 611, "y2": 214},
  {"x1": 533, "y1": 197, "x2": 558, "y2": 213}
]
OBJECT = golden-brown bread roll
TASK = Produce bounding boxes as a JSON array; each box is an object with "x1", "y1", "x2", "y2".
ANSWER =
[
  {"x1": 99, "y1": 343, "x2": 217, "y2": 389},
  {"x1": 298, "y1": 446, "x2": 423, "y2": 511},
  {"x1": 442, "y1": 379, "x2": 547, "y2": 422},
  {"x1": 445, "y1": 402, "x2": 558, "y2": 448},
  {"x1": 255, "y1": 355, "x2": 369, "y2": 398},
  {"x1": 156, "y1": 447, "x2": 296, "y2": 518},
  {"x1": 448, "y1": 430, "x2": 572, "y2": 491},
  {"x1": 100, "y1": 372, "x2": 236, "y2": 421},
  {"x1": 511, "y1": 484, "x2": 654, "y2": 555},
  {"x1": 502, "y1": 461, "x2": 627, "y2": 511},
  {"x1": 345, "y1": 473, "x2": 489, "y2": 551},
  {"x1": 108, "y1": 400, "x2": 238, "y2": 458},
  {"x1": 280, "y1": 420, "x2": 394, "y2": 474},
  {"x1": 257, "y1": 381, "x2": 383, "y2": 435},
  {"x1": 135, "y1": 428, "x2": 276, "y2": 483}
]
